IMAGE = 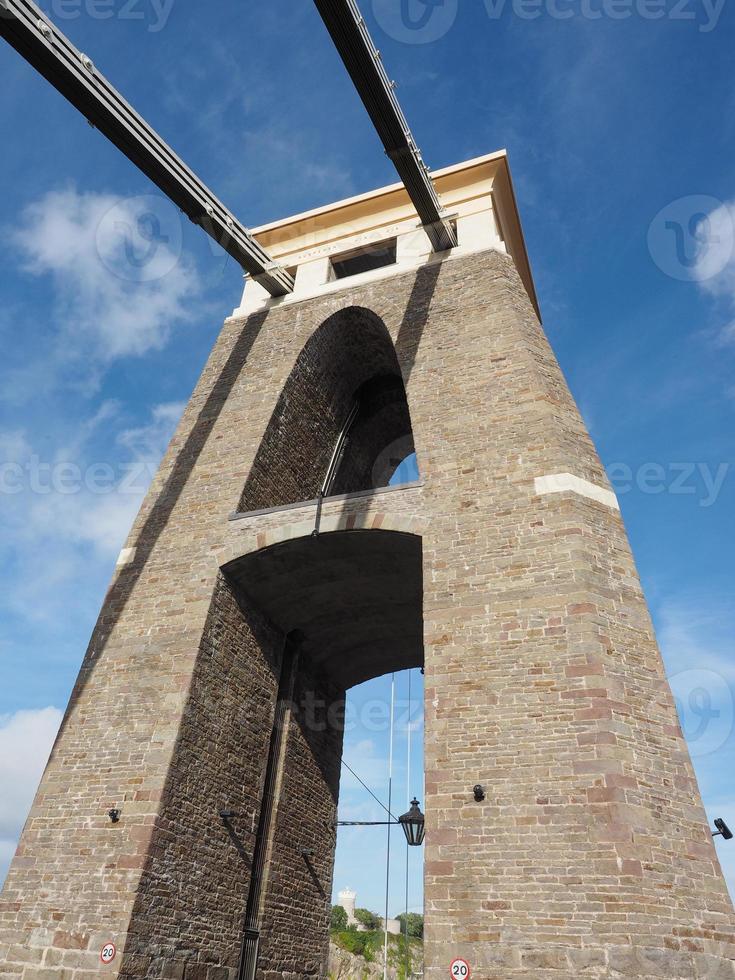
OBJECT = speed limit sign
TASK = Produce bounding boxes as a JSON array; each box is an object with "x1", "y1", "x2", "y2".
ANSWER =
[
  {"x1": 450, "y1": 958, "x2": 471, "y2": 979},
  {"x1": 100, "y1": 942, "x2": 117, "y2": 965}
]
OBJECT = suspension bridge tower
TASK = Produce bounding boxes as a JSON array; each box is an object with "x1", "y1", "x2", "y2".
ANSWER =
[{"x1": 1, "y1": 151, "x2": 734, "y2": 980}]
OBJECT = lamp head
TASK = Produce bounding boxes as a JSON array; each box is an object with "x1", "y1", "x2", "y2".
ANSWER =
[{"x1": 399, "y1": 798, "x2": 426, "y2": 847}]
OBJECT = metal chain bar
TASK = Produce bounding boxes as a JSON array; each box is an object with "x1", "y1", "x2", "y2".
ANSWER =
[
  {"x1": 313, "y1": 0, "x2": 458, "y2": 253},
  {"x1": 0, "y1": 0, "x2": 294, "y2": 296},
  {"x1": 335, "y1": 820, "x2": 396, "y2": 826}
]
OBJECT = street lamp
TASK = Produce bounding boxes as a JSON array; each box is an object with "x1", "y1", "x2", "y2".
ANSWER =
[
  {"x1": 334, "y1": 798, "x2": 426, "y2": 846},
  {"x1": 399, "y1": 798, "x2": 425, "y2": 847}
]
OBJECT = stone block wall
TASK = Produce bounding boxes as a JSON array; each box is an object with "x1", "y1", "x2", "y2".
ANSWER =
[{"x1": 1, "y1": 247, "x2": 733, "y2": 980}]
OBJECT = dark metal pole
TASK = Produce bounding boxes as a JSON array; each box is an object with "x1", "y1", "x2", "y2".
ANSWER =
[
  {"x1": 312, "y1": 401, "x2": 360, "y2": 536},
  {"x1": 236, "y1": 633, "x2": 302, "y2": 980}
]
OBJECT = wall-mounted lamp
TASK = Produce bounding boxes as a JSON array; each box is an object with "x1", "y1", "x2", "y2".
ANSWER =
[
  {"x1": 473, "y1": 785, "x2": 486, "y2": 803},
  {"x1": 219, "y1": 810, "x2": 238, "y2": 822},
  {"x1": 108, "y1": 809, "x2": 121, "y2": 824},
  {"x1": 712, "y1": 818, "x2": 733, "y2": 841},
  {"x1": 398, "y1": 799, "x2": 426, "y2": 847},
  {"x1": 334, "y1": 798, "x2": 426, "y2": 847}
]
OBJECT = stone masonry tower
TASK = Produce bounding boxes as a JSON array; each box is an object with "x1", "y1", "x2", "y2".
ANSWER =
[{"x1": 1, "y1": 151, "x2": 734, "y2": 980}]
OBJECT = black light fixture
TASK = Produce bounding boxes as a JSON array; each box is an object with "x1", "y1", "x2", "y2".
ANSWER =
[
  {"x1": 473, "y1": 784, "x2": 486, "y2": 803},
  {"x1": 335, "y1": 798, "x2": 426, "y2": 846},
  {"x1": 712, "y1": 818, "x2": 733, "y2": 841},
  {"x1": 399, "y1": 798, "x2": 426, "y2": 847}
]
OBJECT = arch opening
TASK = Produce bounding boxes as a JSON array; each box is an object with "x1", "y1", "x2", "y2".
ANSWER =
[
  {"x1": 218, "y1": 529, "x2": 425, "y2": 977},
  {"x1": 228, "y1": 307, "x2": 425, "y2": 976},
  {"x1": 239, "y1": 307, "x2": 418, "y2": 516}
]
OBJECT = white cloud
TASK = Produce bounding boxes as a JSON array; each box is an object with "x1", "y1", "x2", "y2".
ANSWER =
[
  {"x1": 0, "y1": 401, "x2": 185, "y2": 626},
  {"x1": 692, "y1": 200, "x2": 735, "y2": 351},
  {"x1": 14, "y1": 401, "x2": 184, "y2": 561},
  {"x1": 0, "y1": 430, "x2": 32, "y2": 464},
  {"x1": 0, "y1": 707, "x2": 63, "y2": 887},
  {"x1": 342, "y1": 738, "x2": 386, "y2": 789},
  {"x1": 693, "y1": 201, "x2": 735, "y2": 291},
  {"x1": 714, "y1": 321, "x2": 735, "y2": 349},
  {"x1": 117, "y1": 401, "x2": 185, "y2": 467},
  {"x1": 10, "y1": 188, "x2": 199, "y2": 362},
  {"x1": 657, "y1": 594, "x2": 735, "y2": 681}
]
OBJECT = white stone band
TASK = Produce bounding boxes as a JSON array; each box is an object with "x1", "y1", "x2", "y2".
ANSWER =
[
  {"x1": 534, "y1": 473, "x2": 619, "y2": 511},
  {"x1": 116, "y1": 547, "x2": 136, "y2": 567}
]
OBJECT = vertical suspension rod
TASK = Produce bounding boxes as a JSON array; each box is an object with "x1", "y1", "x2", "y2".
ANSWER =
[
  {"x1": 312, "y1": 0, "x2": 458, "y2": 253},
  {"x1": 383, "y1": 672, "x2": 396, "y2": 980}
]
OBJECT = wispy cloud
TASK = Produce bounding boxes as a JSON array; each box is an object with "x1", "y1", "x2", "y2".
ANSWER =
[
  {"x1": 692, "y1": 199, "x2": 735, "y2": 350},
  {"x1": 657, "y1": 592, "x2": 735, "y2": 681},
  {"x1": 8, "y1": 188, "x2": 199, "y2": 364},
  {"x1": 714, "y1": 321, "x2": 735, "y2": 349},
  {"x1": 0, "y1": 400, "x2": 184, "y2": 626},
  {"x1": 693, "y1": 201, "x2": 735, "y2": 292},
  {"x1": 0, "y1": 707, "x2": 63, "y2": 887},
  {"x1": 116, "y1": 401, "x2": 185, "y2": 469},
  {"x1": 654, "y1": 591, "x2": 735, "y2": 900}
]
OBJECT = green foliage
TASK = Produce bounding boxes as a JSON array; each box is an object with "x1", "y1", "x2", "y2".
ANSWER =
[
  {"x1": 332, "y1": 924, "x2": 423, "y2": 973},
  {"x1": 330, "y1": 905, "x2": 348, "y2": 932},
  {"x1": 396, "y1": 912, "x2": 424, "y2": 938},
  {"x1": 385, "y1": 932, "x2": 423, "y2": 979},
  {"x1": 333, "y1": 928, "x2": 382, "y2": 962},
  {"x1": 354, "y1": 907, "x2": 382, "y2": 931}
]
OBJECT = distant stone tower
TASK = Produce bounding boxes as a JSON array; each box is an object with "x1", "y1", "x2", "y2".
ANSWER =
[
  {"x1": 1, "y1": 151, "x2": 734, "y2": 980},
  {"x1": 338, "y1": 887, "x2": 357, "y2": 926}
]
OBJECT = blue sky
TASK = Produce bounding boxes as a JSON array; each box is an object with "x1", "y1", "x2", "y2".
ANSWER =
[{"x1": 0, "y1": 0, "x2": 734, "y2": 917}]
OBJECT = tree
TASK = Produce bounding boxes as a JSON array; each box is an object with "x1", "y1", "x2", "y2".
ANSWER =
[
  {"x1": 396, "y1": 913, "x2": 424, "y2": 939},
  {"x1": 354, "y1": 907, "x2": 382, "y2": 931},
  {"x1": 330, "y1": 905, "x2": 348, "y2": 932}
]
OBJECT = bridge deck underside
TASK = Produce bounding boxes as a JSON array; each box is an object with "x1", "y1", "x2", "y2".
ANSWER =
[{"x1": 224, "y1": 529, "x2": 423, "y2": 690}]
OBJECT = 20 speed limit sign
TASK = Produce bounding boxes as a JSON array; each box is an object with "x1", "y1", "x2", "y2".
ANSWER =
[
  {"x1": 450, "y1": 958, "x2": 471, "y2": 979},
  {"x1": 100, "y1": 943, "x2": 117, "y2": 965}
]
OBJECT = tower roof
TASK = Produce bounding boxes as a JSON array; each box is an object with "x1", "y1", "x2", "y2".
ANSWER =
[{"x1": 245, "y1": 150, "x2": 538, "y2": 318}]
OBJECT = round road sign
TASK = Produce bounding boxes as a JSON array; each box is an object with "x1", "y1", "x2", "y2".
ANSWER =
[
  {"x1": 450, "y1": 958, "x2": 471, "y2": 979},
  {"x1": 100, "y1": 942, "x2": 117, "y2": 965}
]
